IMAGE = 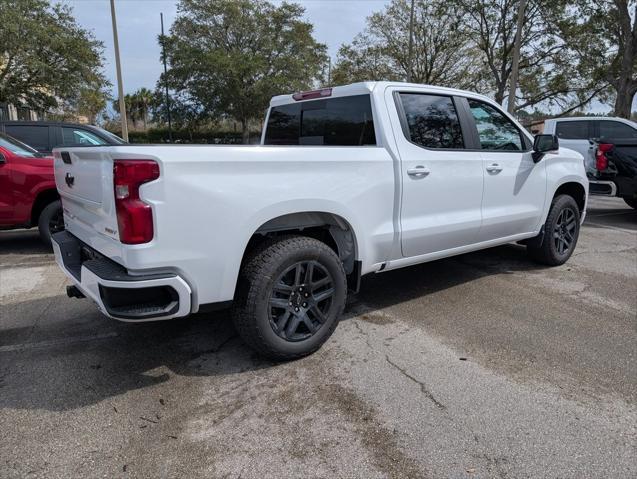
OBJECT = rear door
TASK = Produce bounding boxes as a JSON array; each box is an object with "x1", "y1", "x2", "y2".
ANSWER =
[
  {"x1": 464, "y1": 98, "x2": 546, "y2": 241},
  {"x1": 389, "y1": 89, "x2": 484, "y2": 257}
]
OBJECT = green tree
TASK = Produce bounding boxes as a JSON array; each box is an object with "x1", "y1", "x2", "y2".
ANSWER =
[
  {"x1": 161, "y1": 0, "x2": 327, "y2": 143},
  {"x1": 564, "y1": 0, "x2": 636, "y2": 119},
  {"x1": 0, "y1": 0, "x2": 108, "y2": 115},
  {"x1": 332, "y1": 0, "x2": 477, "y2": 89},
  {"x1": 456, "y1": 0, "x2": 606, "y2": 114}
]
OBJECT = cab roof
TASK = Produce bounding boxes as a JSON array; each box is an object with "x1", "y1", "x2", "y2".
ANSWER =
[{"x1": 269, "y1": 81, "x2": 496, "y2": 107}]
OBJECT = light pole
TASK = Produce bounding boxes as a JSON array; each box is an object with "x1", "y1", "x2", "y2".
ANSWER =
[
  {"x1": 160, "y1": 13, "x2": 173, "y2": 142},
  {"x1": 110, "y1": 0, "x2": 128, "y2": 141},
  {"x1": 507, "y1": 0, "x2": 527, "y2": 114},
  {"x1": 407, "y1": 0, "x2": 415, "y2": 83}
]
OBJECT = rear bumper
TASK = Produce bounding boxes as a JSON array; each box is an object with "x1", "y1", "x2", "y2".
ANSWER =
[{"x1": 52, "y1": 231, "x2": 192, "y2": 322}]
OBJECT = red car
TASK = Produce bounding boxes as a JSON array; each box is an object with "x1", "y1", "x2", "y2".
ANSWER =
[{"x1": 0, "y1": 132, "x2": 63, "y2": 245}]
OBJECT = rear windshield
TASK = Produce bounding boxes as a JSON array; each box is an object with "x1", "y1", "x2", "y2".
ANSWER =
[{"x1": 264, "y1": 94, "x2": 376, "y2": 146}]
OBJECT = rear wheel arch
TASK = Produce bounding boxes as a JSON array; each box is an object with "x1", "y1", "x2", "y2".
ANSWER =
[{"x1": 243, "y1": 211, "x2": 359, "y2": 275}]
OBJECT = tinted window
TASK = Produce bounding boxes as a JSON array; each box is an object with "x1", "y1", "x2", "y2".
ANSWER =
[
  {"x1": 399, "y1": 93, "x2": 464, "y2": 149},
  {"x1": 4, "y1": 125, "x2": 49, "y2": 151},
  {"x1": 468, "y1": 100, "x2": 523, "y2": 151},
  {"x1": 555, "y1": 121, "x2": 591, "y2": 140},
  {"x1": 61, "y1": 127, "x2": 108, "y2": 146},
  {"x1": 0, "y1": 133, "x2": 39, "y2": 157},
  {"x1": 598, "y1": 121, "x2": 637, "y2": 139},
  {"x1": 264, "y1": 94, "x2": 376, "y2": 146}
]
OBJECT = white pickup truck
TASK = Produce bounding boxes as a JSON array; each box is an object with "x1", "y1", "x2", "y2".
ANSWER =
[{"x1": 52, "y1": 82, "x2": 588, "y2": 359}]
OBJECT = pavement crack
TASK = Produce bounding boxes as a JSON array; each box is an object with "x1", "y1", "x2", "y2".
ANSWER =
[{"x1": 385, "y1": 354, "x2": 447, "y2": 411}]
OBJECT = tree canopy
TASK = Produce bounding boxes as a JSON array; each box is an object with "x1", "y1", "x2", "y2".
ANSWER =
[
  {"x1": 333, "y1": 0, "x2": 636, "y2": 118},
  {"x1": 0, "y1": 0, "x2": 109, "y2": 117},
  {"x1": 161, "y1": 0, "x2": 328, "y2": 142}
]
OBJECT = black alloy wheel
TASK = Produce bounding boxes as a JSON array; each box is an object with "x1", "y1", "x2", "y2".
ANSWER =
[{"x1": 268, "y1": 260, "x2": 335, "y2": 342}]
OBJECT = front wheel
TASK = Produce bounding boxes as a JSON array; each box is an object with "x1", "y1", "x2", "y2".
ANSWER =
[
  {"x1": 232, "y1": 236, "x2": 347, "y2": 361},
  {"x1": 527, "y1": 194, "x2": 581, "y2": 266},
  {"x1": 38, "y1": 200, "x2": 64, "y2": 246}
]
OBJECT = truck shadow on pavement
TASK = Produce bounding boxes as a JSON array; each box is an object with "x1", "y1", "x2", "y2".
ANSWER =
[
  {"x1": 0, "y1": 229, "x2": 52, "y2": 255},
  {"x1": 0, "y1": 242, "x2": 547, "y2": 413}
]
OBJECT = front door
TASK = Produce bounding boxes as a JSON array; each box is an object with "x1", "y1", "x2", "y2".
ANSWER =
[
  {"x1": 465, "y1": 99, "x2": 547, "y2": 241},
  {"x1": 389, "y1": 90, "x2": 484, "y2": 258}
]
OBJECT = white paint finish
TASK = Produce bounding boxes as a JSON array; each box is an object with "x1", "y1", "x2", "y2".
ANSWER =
[
  {"x1": 383, "y1": 87, "x2": 484, "y2": 256},
  {"x1": 478, "y1": 151, "x2": 547, "y2": 241},
  {"x1": 53, "y1": 81, "x2": 589, "y2": 320}
]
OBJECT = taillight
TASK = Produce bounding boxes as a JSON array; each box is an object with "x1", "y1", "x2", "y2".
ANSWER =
[
  {"x1": 595, "y1": 143, "x2": 613, "y2": 171},
  {"x1": 113, "y1": 160, "x2": 160, "y2": 244},
  {"x1": 292, "y1": 88, "x2": 332, "y2": 101}
]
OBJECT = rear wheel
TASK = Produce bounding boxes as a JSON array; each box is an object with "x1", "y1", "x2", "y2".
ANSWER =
[
  {"x1": 37, "y1": 200, "x2": 64, "y2": 246},
  {"x1": 232, "y1": 236, "x2": 347, "y2": 361},
  {"x1": 623, "y1": 197, "x2": 637, "y2": 209},
  {"x1": 527, "y1": 194, "x2": 580, "y2": 266}
]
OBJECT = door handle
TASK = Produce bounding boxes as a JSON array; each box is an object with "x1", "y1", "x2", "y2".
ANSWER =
[
  {"x1": 486, "y1": 163, "x2": 503, "y2": 173},
  {"x1": 407, "y1": 166, "x2": 430, "y2": 178}
]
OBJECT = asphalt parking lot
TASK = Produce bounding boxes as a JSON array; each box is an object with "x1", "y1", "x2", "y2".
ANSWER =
[{"x1": 1, "y1": 196, "x2": 635, "y2": 478}]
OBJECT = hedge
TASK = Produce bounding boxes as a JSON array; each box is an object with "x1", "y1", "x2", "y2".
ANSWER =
[{"x1": 108, "y1": 128, "x2": 262, "y2": 144}]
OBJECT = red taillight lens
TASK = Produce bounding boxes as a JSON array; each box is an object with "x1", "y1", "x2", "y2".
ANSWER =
[
  {"x1": 596, "y1": 143, "x2": 613, "y2": 172},
  {"x1": 113, "y1": 160, "x2": 160, "y2": 244},
  {"x1": 292, "y1": 88, "x2": 332, "y2": 101}
]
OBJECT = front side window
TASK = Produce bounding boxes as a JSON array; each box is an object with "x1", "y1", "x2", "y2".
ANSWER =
[
  {"x1": 555, "y1": 121, "x2": 591, "y2": 140},
  {"x1": 399, "y1": 93, "x2": 464, "y2": 149},
  {"x1": 468, "y1": 99, "x2": 523, "y2": 151},
  {"x1": 264, "y1": 94, "x2": 376, "y2": 146},
  {"x1": 598, "y1": 121, "x2": 637, "y2": 139},
  {"x1": 61, "y1": 128, "x2": 108, "y2": 146}
]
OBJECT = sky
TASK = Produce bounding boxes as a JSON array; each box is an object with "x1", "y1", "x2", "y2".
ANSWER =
[
  {"x1": 60, "y1": 0, "x2": 387, "y2": 97},
  {"x1": 60, "y1": 0, "x2": 632, "y2": 114}
]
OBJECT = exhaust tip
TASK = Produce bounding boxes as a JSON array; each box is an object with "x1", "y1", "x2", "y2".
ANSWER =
[{"x1": 66, "y1": 285, "x2": 85, "y2": 299}]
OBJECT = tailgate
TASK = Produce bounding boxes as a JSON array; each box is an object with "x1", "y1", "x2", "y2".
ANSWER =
[{"x1": 53, "y1": 148, "x2": 120, "y2": 244}]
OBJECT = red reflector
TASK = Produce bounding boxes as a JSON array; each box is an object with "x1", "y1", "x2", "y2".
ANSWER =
[
  {"x1": 292, "y1": 88, "x2": 332, "y2": 101},
  {"x1": 113, "y1": 160, "x2": 160, "y2": 244},
  {"x1": 595, "y1": 143, "x2": 613, "y2": 172}
]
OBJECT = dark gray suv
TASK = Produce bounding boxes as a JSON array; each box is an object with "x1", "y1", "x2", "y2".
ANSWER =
[{"x1": 0, "y1": 121, "x2": 125, "y2": 155}]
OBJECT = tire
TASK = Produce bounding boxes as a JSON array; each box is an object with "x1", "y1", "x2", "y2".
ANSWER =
[
  {"x1": 623, "y1": 197, "x2": 637, "y2": 209},
  {"x1": 527, "y1": 194, "x2": 581, "y2": 266},
  {"x1": 232, "y1": 235, "x2": 347, "y2": 361},
  {"x1": 37, "y1": 200, "x2": 64, "y2": 247}
]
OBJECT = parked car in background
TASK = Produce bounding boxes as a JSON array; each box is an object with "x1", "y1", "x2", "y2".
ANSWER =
[
  {"x1": 51, "y1": 82, "x2": 588, "y2": 359},
  {"x1": 0, "y1": 132, "x2": 63, "y2": 245},
  {"x1": 588, "y1": 138, "x2": 637, "y2": 208},
  {"x1": 0, "y1": 121, "x2": 125, "y2": 155},
  {"x1": 543, "y1": 117, "x2": 637, "y2": 173}
]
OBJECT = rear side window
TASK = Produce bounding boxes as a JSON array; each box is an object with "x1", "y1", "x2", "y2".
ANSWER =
[
  {"x1": 555, "y1": 121, "x2": 591, "y2": 140},
  {"x1": 399, "y1": 93, "x2": 464, "y2": 149},
  {"x1": 61, "y1": 127, "x2": 108, "y2": 146},
  {"x1": 598, "y1": 121, "x2": 637, "y2": 139},
  {"x1": 264, "y1": 94, "x2": 376, "y2": 146},
  {"x1": 4, "y1": 125, "x2": 49, "y2": 152},
  {"x1": 468, "y1": 99, "x2": 524, "y2": 151}
]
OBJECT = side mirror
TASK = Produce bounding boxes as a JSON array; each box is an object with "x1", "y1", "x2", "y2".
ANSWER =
[{"x1": 532, "y1": 134, "x2": 559, "y2": 163}]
